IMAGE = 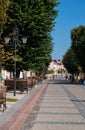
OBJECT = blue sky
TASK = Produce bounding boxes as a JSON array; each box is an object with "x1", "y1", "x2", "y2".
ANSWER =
[{"x1": 51, "y1": 0, "x2": 85, "y2": 60}]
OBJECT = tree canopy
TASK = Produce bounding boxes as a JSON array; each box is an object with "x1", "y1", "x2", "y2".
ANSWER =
[
  {"x1": 62, "y1": 47, "x2": 80, "y2": 74},
  {"x1": 0, "y1": 0, "x2": 9, "y2": 74},
  {"x1": 0, "y1": 0, "x2": 9, "y2": 35},
  {"x1": 71, "y1": 26, "x2": 85, "y2": 72},
  {"x1": 62, "y1": 25, "x2": 85, "y2": 74},
  {"x1": 1, "y1": 0, "x2": 59, "y2": 76}
]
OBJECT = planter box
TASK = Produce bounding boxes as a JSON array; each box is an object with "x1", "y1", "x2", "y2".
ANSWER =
[{"x1": 4, "y1": 79, "x2": 34, "y2": 93}]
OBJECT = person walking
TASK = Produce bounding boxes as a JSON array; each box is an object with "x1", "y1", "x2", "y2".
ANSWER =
[{"x1": 82, "y1": 77, "x2": 85, "y2": 86}]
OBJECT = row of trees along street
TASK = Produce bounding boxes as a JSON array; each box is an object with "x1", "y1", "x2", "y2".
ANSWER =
[
  {"x1": 62, "y1": 26, "x2": 85, "y2": 79},
  {"x1": 0, "y1": 0, "x2": 59, "y2": 78},
  {"x1": 0, "y1": 0, "x2": 9, "y2": 76}
]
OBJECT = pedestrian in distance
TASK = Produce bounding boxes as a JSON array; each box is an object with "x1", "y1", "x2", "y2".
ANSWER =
[{"x1": 82, "y1": 77, "x2": 85, "y2": 86}]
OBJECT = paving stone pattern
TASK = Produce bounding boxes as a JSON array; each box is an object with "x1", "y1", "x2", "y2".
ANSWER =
[{"x1": 21, "y1": 80, "x2": 85, "y2": 130}]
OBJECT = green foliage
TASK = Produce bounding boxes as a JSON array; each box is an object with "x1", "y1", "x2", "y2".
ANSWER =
[
  {"x1": 47, "y1": 70, "x2": 54, "y2": 74},
  {"x1": 63, "y1": 25, "x2": 85, "y2": 74},
  {"x1": 71, "y1": 26, "x2": 85, "y2": 72},
  {"x1": 0, "y1": 0, "x2": 9, "y2": 74},
  {"x1": 58, "y1": 69, "x2": 63, "y2": 73},
  {"x1": 0, "y1": 0, "x2": 9, "y2": 35},
  {"x1": 1, "y1": 0, "x2": 59, "y2": 76},
  {"x1": 6, "y1": 98, "x2": 18, "y2": 102},
  {"x1": 62, "y1": 47, "x2": 80, "y2": 74}
]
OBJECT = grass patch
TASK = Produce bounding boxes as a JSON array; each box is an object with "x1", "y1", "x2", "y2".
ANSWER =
[{"x1": 6, "y1": 98, "x2": 18, "y2": 102}]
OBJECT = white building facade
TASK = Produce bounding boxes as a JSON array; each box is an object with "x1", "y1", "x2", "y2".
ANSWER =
[{"x1": 48, "y1": 59, "x2": 66, "y2": 75}]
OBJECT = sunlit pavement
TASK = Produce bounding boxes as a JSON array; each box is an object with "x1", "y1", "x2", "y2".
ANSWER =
[
  {"x1": 0, "y1": 79, "x2": 85, "y2": 130},
  {"x1": 26, "y1": 79, "x2": 85, "y2": 130}
]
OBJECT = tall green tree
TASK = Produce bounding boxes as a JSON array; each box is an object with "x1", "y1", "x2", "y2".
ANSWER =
[
  {"x1": 62, "y1": 47, "x2": 80, "y2": 74},
  {"x1": 0, "y1": 0, "x2": 9, "y2": 35},
  {"x1": 2, "y1": 0, "x2": 59, "y2": 77},
  {"x1": 71, "y1": 26, "x2": 85, "y2": 72},
  {"x1": 0, "y1": 0, "x2": 9, "y2": 75}
]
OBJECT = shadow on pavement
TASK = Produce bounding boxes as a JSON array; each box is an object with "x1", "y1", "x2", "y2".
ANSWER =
[
  {"x1": 71, "y1": 99, "x2": 85, "y2": 102},
  {"x1": 48, "y1": 79, "x2": 81, "y2": 85}
]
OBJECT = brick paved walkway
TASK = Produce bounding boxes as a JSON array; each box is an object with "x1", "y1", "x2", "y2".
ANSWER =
[
  {"x1": 0, "y1": 81, "x2": 48, "y2": 130},
  {"x1": 0, "y1": 79, "x2": 85, "y2": 130},
  {"x1": 27, "y1": 80, "x2": 85, "y2": 130}
]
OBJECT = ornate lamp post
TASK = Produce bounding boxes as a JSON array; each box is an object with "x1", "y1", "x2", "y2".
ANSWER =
[{"x1": 4, "y1": 25, "x2": 27, "y2": 96}]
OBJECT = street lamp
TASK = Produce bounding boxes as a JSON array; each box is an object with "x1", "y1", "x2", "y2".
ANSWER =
[{"x1": 4, "y1": 25, "x2": 27, "y2": 96}]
